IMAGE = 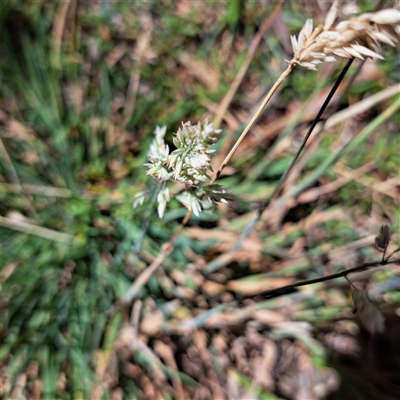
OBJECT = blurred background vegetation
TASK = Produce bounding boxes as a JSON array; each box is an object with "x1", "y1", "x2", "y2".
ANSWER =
[{"x1": 1, "y1": 1, "x2": 399, "y2": 399}]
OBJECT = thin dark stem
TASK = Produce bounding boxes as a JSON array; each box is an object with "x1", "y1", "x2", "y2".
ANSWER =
[
  {"x1": 236, "y1": 257, "x2": 400, "y2": 303},
  {"x1": 381, "y1": 246, "x2": 387, "y2": 263},
  {"x1": 333, "y1": 59, "x2": 365, "y2": 107},
  {"x1": 257, "y1": 58, "x2": 354, "y2": 217},
  {"x1": 385, "y1": 247, "x2": 400, "y2": 261},
  {"x1": 234, "y1": 59, "x2": 354, "y2": 249},
  {"x1": 344, "y1": 275, "x2": 356, "y2": 289}
]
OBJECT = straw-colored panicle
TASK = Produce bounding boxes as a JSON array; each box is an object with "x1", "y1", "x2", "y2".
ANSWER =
[{"x1": 290, "y1": 1, "x2": 400, "y2": 70}]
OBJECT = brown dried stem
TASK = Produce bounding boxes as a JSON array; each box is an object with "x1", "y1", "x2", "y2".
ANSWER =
[
  {"x1": 121, "y1": 210, "x2": 192, "y2": 306},
  {"x1": 210, "y1": 63, "x2": 296, "y2": 185}
]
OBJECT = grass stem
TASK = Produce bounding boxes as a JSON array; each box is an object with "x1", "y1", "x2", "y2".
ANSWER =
[{"x1": 210, "y1": 63, "x2": 296, "y2": 185}]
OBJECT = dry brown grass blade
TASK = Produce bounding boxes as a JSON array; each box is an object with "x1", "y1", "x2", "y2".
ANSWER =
[
  {"x1": 297, "y1": 161, "x2": 376, "y2": 203},
  {"x1": 3, "y1": 183, "x2": 73, "y2": 198},
  {"x1": 120, "y1": 211, "x2": 192, "y2": 306},
  {"x1": 372, "y1": 177, "x2": 400, "y2": 199},
  {"x1": 227, "y1": 277, "x2": 294, "y2": 296},
  {"x1": 191, "y1": 330, "x2": 226, "y2": 400},
  {"x1": 322, "y1": 83, "x2": 399, "y2": 130},
  {"x1": 277, "y1": 84, "x2": 398, "y2": 202},
  {"x1": 130, "y1": 300, "x2": 142, "y2": 339},
  {"x1": 210, "y1": 63, "x2": 296, "y2": 185},
  {"x1": 232, "y1": 71, "x2": 394, "y2": 162},
  {"x1": 257, "y1": 91, "x2": 399, "y2": 231},
  {"x1": 0, "y1": 215, "x2": 72, "y2": 243},
  {"x1": 335, "y1": 164, "x2": 400, "y2": 199},
  {"x1": 122, "y1": 14, "x2": 153, "y2": 128},
  {"x1": 179, "y1": 52, "x2": 220, "y2": 90},
  {"x1": 51, "y1": 0, "x2": 71, "y2": 69},
  {"x1": 122, "y1": 249, "x2": 168, "y2": 304},
  {"x1": 270, "y1": 140, "x2": 375, "y2": 228},
  {"x1": 268, "y1": 134, "x2": 324, "y2": 228},
  {"x1": 154, "y1": 341, "x2": 186, "y2": 400},
  {"x1": 116, "y1": 323, "x2": 167, "y2": 382},
  {"x1": 213, "y1": 0, "x2": 285, "y2": 128},
  {"x1": 0, "y1": 138, "x2": 39, "y2": 219},
  {"x1": 0, "y1": 137, "x2": 23, "y2": 190}
]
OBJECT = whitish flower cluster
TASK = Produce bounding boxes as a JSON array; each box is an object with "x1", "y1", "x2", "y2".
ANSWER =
[
  {"x1": 290, "y1": 1, "x2": 400, "y2": 70},
  {"x1": 175, "y1": 183, "x2": 233, "y2": 216},
  {"x1": 167, "y1": 120, "x2": 220, "y2": 184},
  {"x1": 145, "y1": 125, "x2": 172, "y2": 182},
  {"x1": 134, "y1": 121, "x2": 233, "y2": 218}
]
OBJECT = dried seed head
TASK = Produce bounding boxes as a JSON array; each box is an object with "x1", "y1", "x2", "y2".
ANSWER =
[
  {"x1": 370, "y1": 9, "x2": 400, "y2": 25},
  {"x1": 324, "y1": 0, "x2": 339, "y2": 30},
  {"x1": 289, "y1": 4, "x2": 400, "y2": 70}
]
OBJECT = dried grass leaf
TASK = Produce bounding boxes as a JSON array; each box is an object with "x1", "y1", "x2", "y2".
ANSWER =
[
  {"x1": 227, "y1": 277, "x2": 293, "y2": 295},
  {"x1": 351, "y1": 288, "x2": 385, "y2": 334}
]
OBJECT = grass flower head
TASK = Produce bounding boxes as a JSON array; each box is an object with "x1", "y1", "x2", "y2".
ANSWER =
[{"x1": 134, "y1": 120, "x2": 232, "y2": 218}]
